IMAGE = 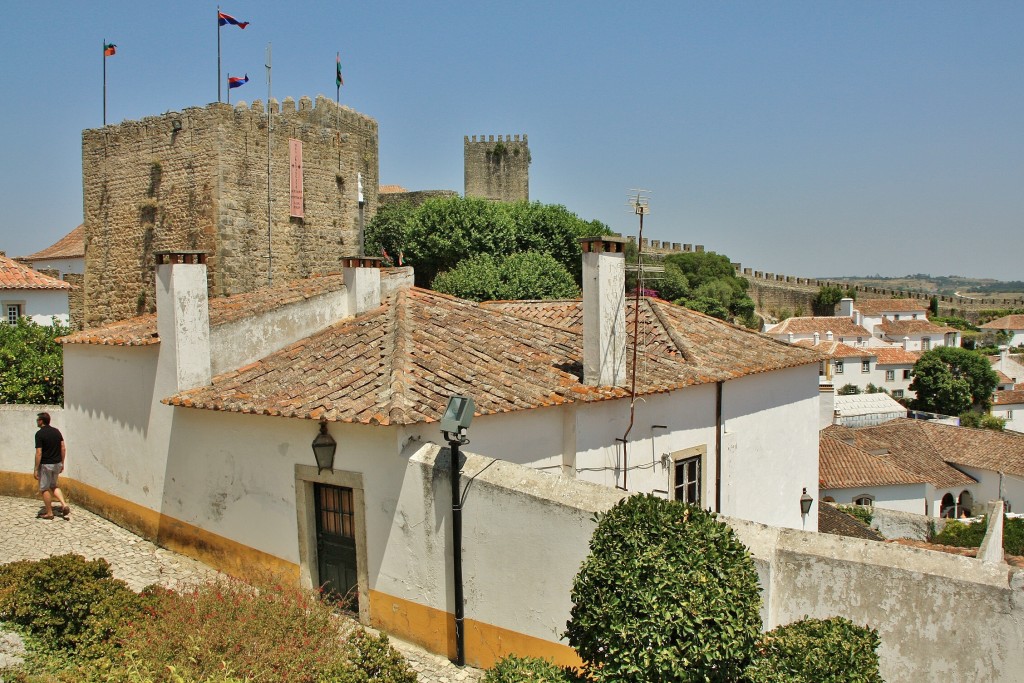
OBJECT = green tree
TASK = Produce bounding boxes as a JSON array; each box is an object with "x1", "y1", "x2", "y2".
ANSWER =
[
  {"x1": 664, "y1": 251, "x2": 755, "y2": 323},
  {"x1": 0, "y1": 317, "x2": 69, "y2": 404},
  {"x1": 812, "y1": 286, "x2": 845, "y2": 316},
  {"x1": 909, "y1": 347, "x2": 999, "y2": 415},
  {"x1": 564, "y1": 495, "x2": 762, "y2": 682},
  {"x1": 431, "y1": 252, "x2": 580, "y2": 302},
  {"x1": 957, "y1": 411, "x2": 1006, "y2": 431},
  {"x1": 365, "y1": 197, "x2": 611, "y2": 288},
  {"x1": 929, "y1": 296, "x2": 939, "y2": 316},
  {"x1": 837, "y1": 384, "x2": 861, "y2": 395},
  {"x1": 745, "y1": 617, "x2": 882, "y2": 683}
]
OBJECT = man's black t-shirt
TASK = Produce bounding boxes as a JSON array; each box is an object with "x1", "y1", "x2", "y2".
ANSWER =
[{"x1": 35, "y1": 425, "x2": 63, "y2": 465}]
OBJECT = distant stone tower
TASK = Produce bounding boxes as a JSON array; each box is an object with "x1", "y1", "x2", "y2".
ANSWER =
[
  {"x1": 81, "y1": 96, "x2": 378, "y2": 326},
  {"x1": 464, "y1": 134, "x2": 529, "y2": 202}
]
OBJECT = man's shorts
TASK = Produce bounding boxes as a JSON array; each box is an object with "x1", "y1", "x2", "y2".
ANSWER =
[{"x1": 38, "y1": 463, "x2": 63, "y2": 492}]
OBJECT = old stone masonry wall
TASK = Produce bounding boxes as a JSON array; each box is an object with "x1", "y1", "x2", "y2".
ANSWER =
[
  {"x1": 82, "y1": 96, "x2": 378, "y2": 326},
  {"x1": 464, "y1": 134, "x2": 529, "y2": 202}
]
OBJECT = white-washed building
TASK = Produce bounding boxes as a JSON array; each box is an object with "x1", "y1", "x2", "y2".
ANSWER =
[{"x1": 0, "y1": 252, "x2": 71, "y2": 326}]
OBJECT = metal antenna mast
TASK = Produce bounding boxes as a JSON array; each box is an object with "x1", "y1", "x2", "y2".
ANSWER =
[{"x1": 617, "y1": 189, "x2": 650, "y2": 491}]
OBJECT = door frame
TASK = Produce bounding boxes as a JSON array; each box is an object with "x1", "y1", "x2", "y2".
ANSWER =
[{"x1": 294, "y1": 464, "x2": 369, "y2": 624}]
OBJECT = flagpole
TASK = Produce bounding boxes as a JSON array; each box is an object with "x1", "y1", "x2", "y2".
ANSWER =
[
  {"x1": 266, "y1": 43, "x2": 273, "y2": 287},
  {"x1": 217, "y1": 6, "x2": 222, "y2": 103},
  {"x1": 103, "y1": 39, "x2": 107, "y2": 125},
  {"x1": 226, "y1": 73, "x2": 231, "y2": 105}
]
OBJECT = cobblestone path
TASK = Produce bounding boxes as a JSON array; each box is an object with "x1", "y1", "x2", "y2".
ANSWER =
[{"x1": 0, "y1": 495, "x2": 483, "y2": 682}]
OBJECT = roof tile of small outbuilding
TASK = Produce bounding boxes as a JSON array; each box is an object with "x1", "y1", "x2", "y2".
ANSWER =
[
  {"x1": 877, "y1": 319, "x2": 956, "y2": 336},
  {"x1": 854, "y1": 299, "x2": 929, "y2": 316},
  {"x1": 0, "y1": 254, "x2": 71, "y2": 291},
  {"x1": 819, "y1": 433, "x2": 927, "y2": 488},
  {"x1": 768, "y1": 316, "x2": 872, "y2": 338},
  {"x1": 21, "y1": 224, "x2": 85, "y2": 261},
  {"x1": 979, "y1": 314, "x2": 1024, "y2": 331}
]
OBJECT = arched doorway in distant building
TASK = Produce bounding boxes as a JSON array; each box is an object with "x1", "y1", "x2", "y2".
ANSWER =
[
  {"x1": 940, "y1": 492, "x2": 956, "y2": 518},
  {"x1": 957, "y1": 490, "x2": 974, "y2": 518}
]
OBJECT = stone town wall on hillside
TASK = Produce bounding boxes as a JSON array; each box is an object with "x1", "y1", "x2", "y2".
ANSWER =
[
  {"x1": 82, "y1": 96, "x2": 378, "y2": 327},
  {"x1": 464, "y1": 134, "x2": 529, "y2": 202},
  {"x1": 735, "y1": 265, "x2": 1024, "y2": 322}
]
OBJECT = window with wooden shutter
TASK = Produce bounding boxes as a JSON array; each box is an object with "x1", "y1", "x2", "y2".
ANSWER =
[{"x1": 289, "y1": 138, "x2": 304, "y2": 218}]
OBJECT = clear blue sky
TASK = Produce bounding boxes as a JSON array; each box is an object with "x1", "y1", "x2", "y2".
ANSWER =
[{"x1": 2, "y1": 2, "x2": 1021, "y2": 280}]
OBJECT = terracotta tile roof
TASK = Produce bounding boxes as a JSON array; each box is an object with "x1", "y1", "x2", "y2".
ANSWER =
[
  {"x1": 872, "y1": 347, "x2": 921, "y2": 366},
  {"x1": 905, "y1": 419, "x2": 1024, "y2": 478},
  {"x1": 820, "y1": 433, "x2": 928, "y2": 488},
  {"x1": 994, "y1": 369, "x2": 1014, "y2": 385},
  {"x1": 877, "y1": 319, "x2": 956, "y2": 336},
  {"x1": 854, "y1": 299, "x2": 929, "y2": 316},
  {"x1": 817, "y1": 503, "x2": 885, "y2": 541},
  {"x1": 21, "y1": 224, "x2": 85, "y2": 261},
  {"x1": 0, "y1": 254, "x2": 72, "y2": 290},
  {"x1": 768, "y1": 316, "x2": 872, "y2": 338},
  {"x1": 61, "y1": 273, "x2": 350, "y2": 346},
  {"x1": 821, "y1": 421, "x2": 977, "y2": 488},
  {"x1": 163, "y1": 290, "x2": 820, "y2": 425},
  {"x1": 378, "y1": 184, "x2": 408, "y2": 194},
  {"x1": 481, "y1": 299, "x2": 583, "y2": 332},
  {"x1": 980, "y1": 314, "x2": 1024, "y2": 330},
  {"x1": 994, "y1": 388, "x2": 1024, "y2": 406},
  {"x1": 792, "y1": 339, "x2": 874, "y2": 358}
]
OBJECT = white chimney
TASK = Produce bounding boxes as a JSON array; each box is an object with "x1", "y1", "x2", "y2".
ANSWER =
[
  {"x1": 341, "y1": 257, "x2": 382, "y2": 315},
  {"x1": 826, "y1": 330, "x2": 834, "y2": 341},
  {"x1": 581, "y1": 236, "x2": 627, "y2": 387},
  {"x1": 903, "y1": 336, "x2": 910, "y2": 350},
  {"x1": 155, "y1": 251, "x2": 212, "y2": 392},
  {"x1": 787, "y1": 332, "x2": 794, "y2": 344},
  {"x1": 813, "y1": 332, "x2": 820, "y2": 345},
  {"x1": 840, "y1": 298, "x2": 854, "y2": 319}
]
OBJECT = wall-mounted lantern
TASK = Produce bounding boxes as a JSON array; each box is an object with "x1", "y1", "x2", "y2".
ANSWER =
[
  {"x1": 311, "y1": 417, "x2": 337, "y2": 474},
  {"x1": 800, "y1": 487, "x2": 814, "y2": 530}
]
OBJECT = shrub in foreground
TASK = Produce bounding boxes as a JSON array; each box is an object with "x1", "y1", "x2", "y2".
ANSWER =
[
  {"x1": 565, "y1": 495, "x2": 762, "y2": 682},
  {"x1": 110, "y1": 575, "x2": 415, "y2": 682},
  {"x1": 484, "y1": 654, "x2": 581, "y2": 682},
  {"x1": 744, "y1": 617, "x2": 882, "y2": 683},
  {"x1": 0, "y1": 554, "x2": 143, "y2": 657}
]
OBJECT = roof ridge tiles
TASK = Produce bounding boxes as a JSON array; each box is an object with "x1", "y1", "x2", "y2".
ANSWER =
[
  {"x1": 386, "y1": 289, "x2": 416, "y2": 425},
  {"x1": 647, "y1": 299, "x2": 691, "y2": 362}
]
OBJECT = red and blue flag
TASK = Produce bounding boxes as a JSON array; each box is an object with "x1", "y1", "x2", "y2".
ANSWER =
[
  {"x1": 228, "y1": 74, "x2": 249, "y2": 89},
  {"x1": 218, "y1": 11, "x2": 249, "y2": 29}
]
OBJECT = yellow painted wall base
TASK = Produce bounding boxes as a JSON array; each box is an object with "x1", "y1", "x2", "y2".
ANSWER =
[
  {"x1": 0, "y1": 472, "x2": 297, "y2": 583},
  {"x1": 3, "y1": 471, "x2": 579, "y2": 670},
  {"x1": 369, "y1": 590, "x2": 581, "y2": 670}
]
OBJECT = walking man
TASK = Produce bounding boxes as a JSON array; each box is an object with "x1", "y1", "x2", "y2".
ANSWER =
[{"x1": 34, "y1": 412, "x2": 69, "y2": 519}]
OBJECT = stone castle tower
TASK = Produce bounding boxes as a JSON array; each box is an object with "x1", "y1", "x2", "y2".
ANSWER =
[
  {"x1": 463, "y1": 134, "x2": 529, "y2": 202},
  {"x1": 81, "y1": 95, "x2": 378, "y2": 326}
]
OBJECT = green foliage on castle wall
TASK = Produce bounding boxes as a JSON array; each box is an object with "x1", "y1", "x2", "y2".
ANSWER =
[{"x1": 365, "y1": 196, "x2": 611, "y2": 288}]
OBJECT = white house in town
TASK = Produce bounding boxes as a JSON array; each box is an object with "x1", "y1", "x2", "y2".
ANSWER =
[
  {"x1": 792, "y1": 337, "x2": 875, "y2": 390},
  {"x1": 765, "y1": 316, "x2": 875, "y2": 347},
  {"x1": 18, "y1": 224, "x2": 85, "y2": 278},
  {"x1": 980, "y1": 315, "x2": 1024, "y2": 348},
  {"x1": 874, "y1": 318, "x2": 959, "y2": 351},
  {"x1": 870, "y1": 346, "x2": 921, "y2": 401},
  {"x1": 14, "y1": 241, "x2": 821, "y2": 666},
  {"x1": 842, "y1": 297, "x2": 930, "y2": 332},
  {"x1": 820, "y1": 419, "x2": 1024, "y2": 517},
  {"x1": 0, "y1": 252, "x2": 71, "y2": 326}
]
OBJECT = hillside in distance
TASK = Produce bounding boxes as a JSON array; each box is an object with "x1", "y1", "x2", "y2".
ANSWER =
[{"x1": 817, "y1": 274, "x2": 1024, "y2": 298}]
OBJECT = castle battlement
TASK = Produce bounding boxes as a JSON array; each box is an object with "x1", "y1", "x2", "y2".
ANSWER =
[
  {"x1": 82, "y1": 95, "x2": 379, "y2": 326},
  {"x1": 465, "y1": 134, "x2": 528, "y2": 144},
  {"x1": 464, "y1": 133, "x2": 530, "y2": 202}
]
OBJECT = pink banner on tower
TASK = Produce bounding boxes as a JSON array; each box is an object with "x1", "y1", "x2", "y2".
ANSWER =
[{"x1": 289, "y1": 138, "x2": 304, "y2": 218}]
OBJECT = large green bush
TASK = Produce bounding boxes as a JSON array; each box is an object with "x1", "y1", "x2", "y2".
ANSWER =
[
  {"x1": 0, "y1": 554, "x2": 142, "y2": 656},
  {"x1": 365, "y1": 197, "x2": 611, "y2": 288},
  {"x1": 432, "y1": 251, "x2": 580, "y2": 302},
  {"x1": 565, "y1": 495, "x2": 762, "y2": 682},
  {"x1": 744, "y1": 617, "x2": 882, "y2": 683},
  {"x1": 0, "y1": 317, "x2": 70, "y2": 404},
  {"x1": 484, "y1": 655, "x2": 581, "y2": 682}
]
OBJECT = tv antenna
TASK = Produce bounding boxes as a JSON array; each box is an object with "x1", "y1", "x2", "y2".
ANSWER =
[{"x1": 619, "y1": 188, "x2": 651, "y2": 492}]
